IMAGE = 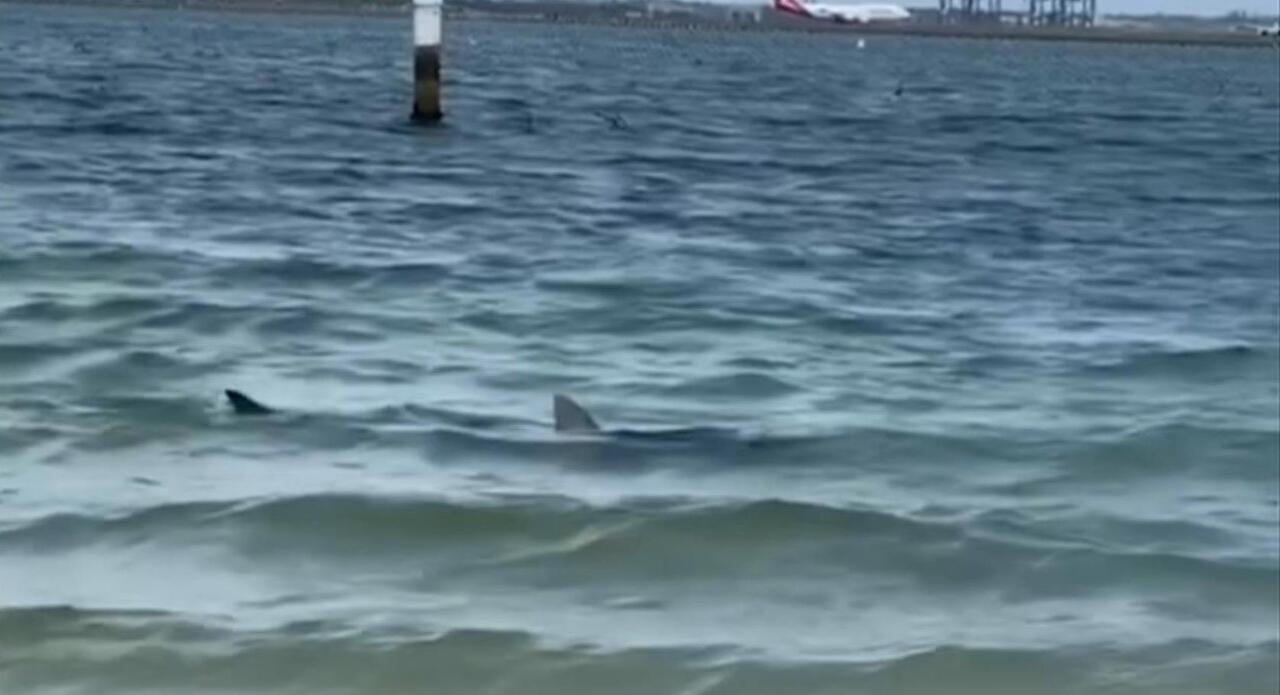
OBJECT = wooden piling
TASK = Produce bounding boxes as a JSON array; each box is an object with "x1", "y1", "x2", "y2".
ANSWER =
[{"x1": 412, "y1": 0, "x2": 442, "y2": 123}]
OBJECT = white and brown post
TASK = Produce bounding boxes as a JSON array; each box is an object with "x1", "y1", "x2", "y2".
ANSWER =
[{"x1": 411, "y1": 0, "x2": 443, "y2": 123}]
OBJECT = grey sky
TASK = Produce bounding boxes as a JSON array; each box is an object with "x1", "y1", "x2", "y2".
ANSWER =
[{"x1": 1099, "y1": 0, "x2": 1277, "y2": 14}]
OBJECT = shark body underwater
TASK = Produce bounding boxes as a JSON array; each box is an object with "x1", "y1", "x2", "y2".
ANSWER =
[{"x1": 223, "y1": 389, "x2": 734, "y2": 442}]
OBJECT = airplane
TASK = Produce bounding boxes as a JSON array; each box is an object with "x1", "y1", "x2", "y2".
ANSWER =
[
  {"x1": 1229, "y1": 19, "x2": 1280, "y2": 35},
  {"x1": 772, "y1": 0, "x2": 912, "y2": 24}
]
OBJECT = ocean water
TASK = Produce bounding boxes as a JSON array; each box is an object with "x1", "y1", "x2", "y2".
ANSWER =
[{"x1": 2, "y1": 4, "x2": 1279, "y2": 693}]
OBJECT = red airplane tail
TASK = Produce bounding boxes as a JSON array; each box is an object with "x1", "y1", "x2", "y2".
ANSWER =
[{"x1": 774, "y1": 0, "x2": 811, "y2": 17}]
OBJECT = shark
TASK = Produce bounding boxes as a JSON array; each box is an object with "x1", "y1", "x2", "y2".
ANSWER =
[{"x1": 224, "y1": 389, "x2": 733, "y2": 442}]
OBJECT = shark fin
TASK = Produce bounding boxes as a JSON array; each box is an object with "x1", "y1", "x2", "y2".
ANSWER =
[
  {"x1": 225, "y1": 389, "x2": 275, "y2": 416},
  {"x1": 553, "y1": 394, "x2": 601, "y2": 433}
]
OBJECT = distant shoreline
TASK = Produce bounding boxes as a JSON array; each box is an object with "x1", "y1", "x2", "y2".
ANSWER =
[
  {"x1": 5, "y1": 0, "x2": 1278, "y2": 48},
  {"x1": 0, "y1": 0, "x2": 406, "y2": 18}
]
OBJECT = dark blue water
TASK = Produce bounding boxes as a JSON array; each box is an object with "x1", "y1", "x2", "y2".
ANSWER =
[{"x1": 1, "y1": 4, "x2": 1278, "y2": 693}]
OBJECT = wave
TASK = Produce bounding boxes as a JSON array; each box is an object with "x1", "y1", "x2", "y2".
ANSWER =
[
  {"x1": 0, "y1": 296, "x2": 262, "y2": 345},
  {"x1": 0, "y1": 494, "x2": 596, "y2": 554},
  {"x1": 1085, "y1": 345, "x2": 1279, "y2": 381},
  {"x1": 69, "y1": 350, "x2": 225, "y2": 389},
  {"x1": 2, "y1": 363, "x2": 1273, "y2": 482},
  {"x1": 1, "y1": 603, "x2": 1274, "y2": 695},
  {"x1": 841, "y1": 641, "x2": 1280, "y2": 695},
  {"x1": 1052, "y1": 422, "x2": 1279, "y2": 483},
  {"x1": 214, "y1": 256, "x2": 453, "y2": 291},
  {"x1": 653, "y1": 372, "x2": 801, "y2": 400},
  {"x1": 0, "y1": 244, "x2": 193, "y2": 284},
  {"x1": 2, "y1": 494, "x2": 1273, "y2": 600},
  {"x1": 0, "y1": 341, "x2": 86, "y2": 374},
  {"x1": 415, "y1": 423, "x2": 1004, "y2": 470}
]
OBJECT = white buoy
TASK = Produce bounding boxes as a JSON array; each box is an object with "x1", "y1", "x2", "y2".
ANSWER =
[
  {"x1": 411, "y1": 0, "x2": 443, "y2": 123},
  {"x1": 857, "y1": 38, "x2": 866, "y2": 49}
]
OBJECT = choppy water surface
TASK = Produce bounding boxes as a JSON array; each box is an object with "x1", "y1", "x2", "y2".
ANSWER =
[{"x1": 1, "y1": 4, "x2": 1278, "y2": 693}]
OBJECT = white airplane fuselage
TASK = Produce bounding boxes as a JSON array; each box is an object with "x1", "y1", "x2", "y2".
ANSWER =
[{"x1": 773, "y1": 0, "x2": 912, "y2": 24}]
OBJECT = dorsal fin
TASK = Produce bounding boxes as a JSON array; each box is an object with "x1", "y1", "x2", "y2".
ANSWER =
[
  {"x1": 553, "y1": 394, "x2": 601, "y2": 433},
  {"x1": 225, "y1": 389, "x2": 275, "y2": 416}
]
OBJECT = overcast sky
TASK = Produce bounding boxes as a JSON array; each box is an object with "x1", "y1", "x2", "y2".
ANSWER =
[{"x1": 1095, "y1": 0, "x2": 1277, "y2": 14}]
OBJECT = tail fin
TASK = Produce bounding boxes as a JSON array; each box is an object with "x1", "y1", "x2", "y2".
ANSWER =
[
  {"x1": 774, "y1": 0, "x2": 811, "y2": 17},
  {"x1": 225, "y1": 389, "x2": 275, "y2": 416},
  {"x1": 553, "y1": 394, "x2": 602, "y2": 433}
]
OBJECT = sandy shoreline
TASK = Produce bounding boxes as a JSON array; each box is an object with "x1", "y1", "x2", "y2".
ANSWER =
[{"x1": 4, "y1": 0, "x2": 1278, "y2": 48}]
